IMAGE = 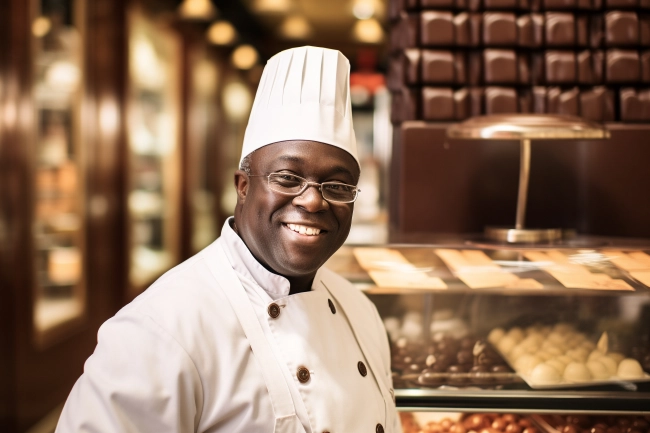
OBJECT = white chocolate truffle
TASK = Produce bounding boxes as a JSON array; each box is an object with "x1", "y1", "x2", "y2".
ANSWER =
[
  {"x1": 564, "y1": 362, "x2": 592, "y2": 382},
  {"x1": 510, "y1": 344, "x2": 528, "y2": 361},
  {"x1": 558, "y1": 355, "x2": 574, "y2": 365},
  {"x1": 608, "y1": 352, "x2": 625, "y2": 364},
  {"x1": 488, "y1": 327, "x2": 506, "y2": 345},
  {"x1": 497, "y1": 335, "x2": 517, "y2": 355},
  {"x1": 522, "y1": 334, "x2": 543, "y2": 349},
  {"x1": 587, "y1": 359, "x2": 610, "y2": 380},
  {"x1": 546, "y1": 359, "x2": 567, "y2": 375},
  {"x1": 600, "y1": 356, "x2": 619, "y2": 376},
  {"x1": 546, "y1": 345, "x2": 564, "y2": 357},
  {"x1": 516, "y1": 354, "x2": 543, "y2": 375},
  {"x1": 567, "y1": 348, "x2": 589, "y2": 362},
  {"x1": 531, "y1": 363, "x2": 562, "y2": 385},
  {"x1": 507, "y1": 327, "x2": 525, "y2": 343},
  {"x1": 587, "y1": 350, "x2": 605, "y2": 363},
  {"x1": 617, "y1": 358, "x2": 645, "y2": 379},
  {"x1": 537, "y1": 351, "x2": 553, "y2": 361}
]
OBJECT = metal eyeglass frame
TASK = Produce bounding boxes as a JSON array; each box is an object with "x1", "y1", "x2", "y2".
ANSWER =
[{"x1": 247, "y1": 173, "x2": 361, "y2": 204}]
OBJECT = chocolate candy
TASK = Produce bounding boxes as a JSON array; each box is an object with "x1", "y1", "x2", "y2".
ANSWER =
[
  {"x1": 422, "y1": 87, "x2": 455, "y2": 120},
  {"x1": 576, "y1": 15, "x2": 589, "y2": 46},
  {"x1": 606, "y1": 49, "x2": 641, "y2": 82},
  {"x1": 559, "y1": 87, "x2": 580, "y2": 115},
  {"x1": 455, "y1": 52, "x2": 467, "y2": 84},
  {"x1": 390, "y1": 13, "x2": 419, "y2": 52},
  {"x1": 517, "y1": 14, "x2": 544, "y2": 48},
  {"x1": 580, "y1": 87, "x2": 607, "y2": 121},
  {"x1": 642, "y1": 50, "x2": 650, "y2": 82},
  {"x1": 421, "y1": 0, "x2": 455, "y2": 7},
  {"x1": 606, "y1": 12, "x2": 639, "y2": 46},
  {"x1": 545, "y1": 51, "x2": 576, "y2": 83},
  {"x1": 484, "y1": 49, "x2": 517, "y2": 83},
  {"x1": 590, "y1": 15, "x2": 604, "y2": 48},
  {"x1": 620, "y1": 88, "x2": 650, "y2": 120},
  {"x1": 421, "y1": 50, "x2": 455, "y2": 83},
  {"x1": 577, "y1": 50, "x2": 594, "y2": 84},
  {"x1": 421, "y1": 11, "x2": 454, "y2": 46},
  {"x1": 547, "y1": 86, "x2": 562, "y2": 113},
  {"x1": 544, "y1": 0, "x2": 575, "y2": 8},
  {"x1": 518, "y1": 54, "x2": 530, "y2": 84},
  {"x1": 391, "y1": 87, "x2": 419, "y2": 123},
  {"x1": 387, "y1": 49, "x2": 421, "y2": 91},
  {"x1": 454, "y1": 13, "x2": 470, "y2": 47},
  {"x1": 484, "y1": 0, "x2": 517, "y2": 8},
  {"x1": 483, "y1": 13, "x2": 517, "y2": 46},
  {"x1": 533, "y1": 86, "x2": 547, "y2": 112},
  {"x1": 485, "y1": 86, "x2": 518, "y2": 113},
  {"x1": 454, "y1": 88, "x2": 470, "y2": 120},
  {"x1": 545, "y1": 13, "x2": 575, "y2": 46}
]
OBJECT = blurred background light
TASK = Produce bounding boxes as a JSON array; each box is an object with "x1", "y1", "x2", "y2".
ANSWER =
[
  {"x1": 207, "y1": 21, "x2": 237, "y2": 45},
  {"x1": 178, "y1": 0, "x2": 217, "y2": 20},
  {"x1": 32, "y1": 16, "x2": 52, "y2": 37},
  {"x1": 231, "y1": 45, "x2": 259, "y2": 70},
  {"x1": 45, "y1": 61, "x2": 81, "y2": 90},
  {"x1": 280, "y1": 15, "x2": 312, "y2": 39},
  {"x1": 222, "y1": 81, "x2": 253, "y2": 120},
  {"x1": 352, "y1": 18, "x2": 384, "y2": 43},
  {"x1": 352, "y1": 0, "x2": 375, "y2": 19},
  {"x1": 252, "y1": 0, "x2": 292, "y2": 13}
]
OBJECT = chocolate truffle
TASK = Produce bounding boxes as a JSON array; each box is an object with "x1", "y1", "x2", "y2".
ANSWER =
[
  {"x1": 518, "y1": 54, "x2": 531, "y2": 84},
  {"x1": 390, "y1": 13, "x2": 419, "y2": 52},
  {"x1": 485, "y1": 87, "x2": 518, "y2": 114},
  {"x1": 484, "y1": 49, "x2": 518, "y2": 83},
  {"x1": 577, "y1": 50, "x2": 594, "y2": 84},
  {"x1": 605, "y1": 12, "x2": 640, "y2": 46},
  {"x1": 455, "y1": 52, "x2": 467, "y2": 84},
  {"x1": 454, "y1": 88, "x2": 470, "y2": 120},
  {"x1": 545, "y1": 13, "x2": 576, "y2": 46},
  {"x1": 391, "y1": 87, "x2": 420, "y2": 123},
  {"x1": 421, "y1": 50, "x2": 455, "y2": 83},
  {"x1": 545, "y1": 51, "x2": 577, "y2": 83},
  {"x1": 517, "y1": 15, "x2": 534, "y2": 47},
  {"x1": 421, "y1": 11, "x2": 454, "y2": 46},
  {"x1": 606, "y1": 49, "x2": 641, "y2": 82},
  {"x1": 483, "y1": 13, "x2": 517, "y2": 46},
  {"x1": 454, "y1": 13, "x2": 471, "y2": 47},
  {"x1": 422, "y1": 87, "x2": 455, "y2": 120}
]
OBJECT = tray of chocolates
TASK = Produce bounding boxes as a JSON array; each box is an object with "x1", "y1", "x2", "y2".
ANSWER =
[
  {"x1": 532, "y1": 414, "x2": 650, "y2": 433},
  {"x1": 400, "y1": 412, "x2": 541, "y2": 433},
  {"x1": 391, "y1": 334, "x2": 521, "y2": 389},
  {"x1": 489, "y1": 323, "x2": 650, "y2": 388}
]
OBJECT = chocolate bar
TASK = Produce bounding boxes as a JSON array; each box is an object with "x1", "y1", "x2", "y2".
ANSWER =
[
  {"x1": 606, "y1": 49, "x2": 641, "y2": 82},
  {"x1": 421, "y1": 11, "x2": 454, "y2": 46},
  {"x1": 421, "y1": 50, "x2": 455, "y2": 83},
  {"x1": 545, "y1": 13, "x2": 576, "y2": 46},
  {"x1": 483, "y1": 12, "x2": 517, "y2": 46},
  {"x1": 545, "y1": 51, "x2": 576, "y2": 83},
  {"x1": 485, "y1": 87, "x2": 518, "y2": 113},
  {"x1": 422, "y1": 87, "x2": 455, "y2": 120},
  {"x1": 484, "y1": 49, "x2": 518, "y2": 83},
  {"x1": 606, "y1": 12, "x2": 639, "y2": 46}
]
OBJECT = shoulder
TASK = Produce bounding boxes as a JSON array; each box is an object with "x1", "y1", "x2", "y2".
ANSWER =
[{"x1": 319, "y1": 266, "x2": 379, "y2": 316}]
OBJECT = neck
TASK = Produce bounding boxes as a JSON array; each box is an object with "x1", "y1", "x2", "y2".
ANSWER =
[{"x1": 287, "y1": 275, "x2": 315, "y2": 295}]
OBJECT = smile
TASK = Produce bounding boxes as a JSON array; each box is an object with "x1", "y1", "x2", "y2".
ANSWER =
[{"x1": 285, "y1": 223, "x2": 323, "y2": 236}]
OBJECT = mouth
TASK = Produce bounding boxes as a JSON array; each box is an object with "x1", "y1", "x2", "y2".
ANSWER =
[{"x1": 284, "y1": 223, "x2": 327, "y2": 236}]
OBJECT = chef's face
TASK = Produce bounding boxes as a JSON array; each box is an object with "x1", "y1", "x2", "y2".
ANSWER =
[{"x1": 234, "y1": 140, "x2": 359, "y2": 279}]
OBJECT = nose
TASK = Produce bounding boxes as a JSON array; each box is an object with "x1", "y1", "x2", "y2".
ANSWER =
[{"x1": 292, "y1": 183, "x2": 329, "y2": 212}]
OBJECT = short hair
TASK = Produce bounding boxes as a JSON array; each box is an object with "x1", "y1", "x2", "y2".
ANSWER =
[{"x1": 239, "y1": 152, "x2": 253, "y2": 175}]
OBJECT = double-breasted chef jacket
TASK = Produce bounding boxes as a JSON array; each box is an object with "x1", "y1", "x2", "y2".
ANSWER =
[{"x1": 57, "y1": 218, "x2": 400, "y2": 433}]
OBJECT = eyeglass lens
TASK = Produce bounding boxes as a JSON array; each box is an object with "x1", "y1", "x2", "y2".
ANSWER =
[{"x1": 268, "y1": 173, "x2": 357, "y2": 203}]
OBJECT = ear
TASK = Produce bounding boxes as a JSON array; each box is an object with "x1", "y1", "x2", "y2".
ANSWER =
[{"x1": 234, "y1": 170, "x2": 250, "y2": 202}]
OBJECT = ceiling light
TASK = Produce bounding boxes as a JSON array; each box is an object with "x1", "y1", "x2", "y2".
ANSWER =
[
  {"x1": 352, "y1": 19, "x2": 384, "y2": 44},
  {"x1": 352, "y1": 0, "x2": 375, "y2": 20},
  {"x1": 231, "y1": 45, "x2": 259, "y2": 70},
  {"x1": 32, "y1": 16, "x2": 52, "y2": 37},
  {"x1": 178, "y1": 0, "x2": 217, "y2": 20},
  {"x1": 280, "y1": 15, "x2": 312, "y2": 40},
  {"x1": 207, "y1": 21, "x2": 237, "y2": 45},
  {"x1": 253, "y1": 0, "x2": 292, "y2": 13}
]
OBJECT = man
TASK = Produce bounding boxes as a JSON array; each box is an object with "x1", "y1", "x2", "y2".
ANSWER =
[{"x1": 57, "y1": 46, "x2": 399, "y2": 432}]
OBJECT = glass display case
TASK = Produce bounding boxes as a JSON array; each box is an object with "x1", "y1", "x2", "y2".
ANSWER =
[
  {"x1": 32, "y1": 0, "x2": 87, "y2": 346},
  {"x1": 326, "y1": 241, "x2": 650, "y2": 414},
  {"x1": 126, "y1": 7, "x2": 181, "y2": 293}
]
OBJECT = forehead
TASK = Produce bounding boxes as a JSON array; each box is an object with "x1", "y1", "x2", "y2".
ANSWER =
[{"x1": 251, "y1": 140, "x2": 360, "y2": 178}]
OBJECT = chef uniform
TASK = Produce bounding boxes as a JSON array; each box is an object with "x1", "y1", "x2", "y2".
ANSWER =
[{"x1": 56, "y1": 46, "x2": 400, "y2": 433}]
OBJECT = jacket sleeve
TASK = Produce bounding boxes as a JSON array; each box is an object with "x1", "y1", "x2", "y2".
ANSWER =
[{"x1": 56, "y1": 311, "x2": 204, "y2": 433}]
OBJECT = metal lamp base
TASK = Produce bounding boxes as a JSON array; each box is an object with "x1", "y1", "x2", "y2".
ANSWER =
[{"x1": 484, "y1": 227, "x2": 564, "y2": 243}]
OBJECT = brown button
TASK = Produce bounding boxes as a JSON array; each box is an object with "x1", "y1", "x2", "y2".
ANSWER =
[
  {"x1": 376, "y1": 423, "x2": 384, "y2": 433},
  {"x1": 358, "y1": 361, "x2": 367, "y2": 377},
  {"x1": 297, "y1": 366, "x2": 311, "y2": 383},
  {"x1": 328, "y1": 298, "x2": 336, "y2": 314},
  {"x1": 268, "y1": 303, "x2": 281, "y2": 319}
]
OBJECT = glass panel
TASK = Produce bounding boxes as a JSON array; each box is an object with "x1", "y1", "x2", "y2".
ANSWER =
[
  {"x1": 32, "y1": 0, "x2": 86, "y2": 340},
  {"x1": 127, "y1": 8, "x2": 180, "y2": 291}
]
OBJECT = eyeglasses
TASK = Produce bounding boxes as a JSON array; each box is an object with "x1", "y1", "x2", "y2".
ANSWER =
[{"x1": 249, "y1": 173, "x2": 361, "y2": 204}]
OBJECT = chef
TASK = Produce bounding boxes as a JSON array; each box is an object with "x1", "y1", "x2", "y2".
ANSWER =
[{"x1": 56, "y1": 46, "x2": 400, "y2": 433}]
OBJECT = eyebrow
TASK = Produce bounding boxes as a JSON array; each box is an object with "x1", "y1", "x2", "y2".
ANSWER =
[{"x1": 276, "y1": 155, "x2": 356, "y2": 179}]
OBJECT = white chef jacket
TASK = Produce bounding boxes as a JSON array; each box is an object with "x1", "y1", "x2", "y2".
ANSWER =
[{"x1": 56, "y1": 218, "x2": 400, "y2": 433}]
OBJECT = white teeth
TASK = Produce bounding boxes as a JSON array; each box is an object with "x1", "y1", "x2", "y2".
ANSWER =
[{"x1": 287, "y1": 223, "x2": 321, "y2": 236}]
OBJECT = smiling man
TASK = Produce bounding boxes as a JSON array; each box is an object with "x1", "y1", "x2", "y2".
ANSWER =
[{"x1": 57, "y1": 46, "x2": 399, "y2": 433}]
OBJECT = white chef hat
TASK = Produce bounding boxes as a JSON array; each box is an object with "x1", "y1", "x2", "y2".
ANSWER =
[{"x1": 240, "y1": 46, "x2": 359, "y2": 167}]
